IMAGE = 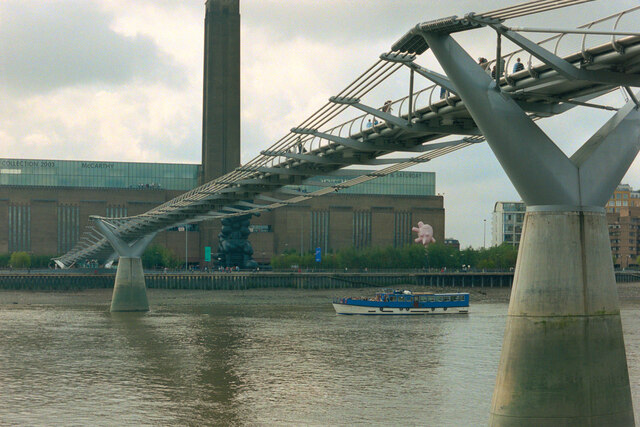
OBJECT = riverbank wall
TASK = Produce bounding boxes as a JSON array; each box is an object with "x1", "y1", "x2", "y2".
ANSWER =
[{"x1": 0, "y1": 270, "x2": 639, "y2": 291}]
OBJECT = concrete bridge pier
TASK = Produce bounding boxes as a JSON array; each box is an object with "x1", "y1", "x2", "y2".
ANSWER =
[
  {"x1": 492, "y1": 208, "x2": 633, "y2": 426},
  {"x1": 94, "y1": 219, "x2": 156, "y2": 312},
  {"x1": 110, "y1": 257, "x2": 149, "y2": 312},
  {"x1": 420, "y1": 30, "x2": 640, "y2": 426}
]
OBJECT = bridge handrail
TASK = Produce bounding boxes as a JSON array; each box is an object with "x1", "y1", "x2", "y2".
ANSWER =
[{"x1": 501, "y1": 6, "x2": 640, "y2": 85}]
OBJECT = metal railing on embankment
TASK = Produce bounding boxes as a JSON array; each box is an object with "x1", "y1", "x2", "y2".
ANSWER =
[
  {"x1": 0, "y1": 271, "x2": 515, "y2": 291},
  {"x1": 0, "y1": 271, "x2": 637, "y2": 291}
]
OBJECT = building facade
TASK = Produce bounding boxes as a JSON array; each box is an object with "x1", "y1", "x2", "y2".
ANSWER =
[
  {"x1": 607, "y1": 184, "x2": 640, "y2": 268},
  {"x1": 0, "y1": 158, "x2": 443, "y2": 266},
  {"x1": 492, "y1": 201, "x2": 525, "y2": 247},
  {"x1": 607, "y1": 206, "x2": 640, "y2": 269},
  {"x1": 490, "y1": 185, "x2": 640, "y2": 268},
  {"x1": 606, "y1": 183, "x2": 640, "y2": 213},
  {"x1": 0, "y1": 158, "x2": 200, "y2": 261}
]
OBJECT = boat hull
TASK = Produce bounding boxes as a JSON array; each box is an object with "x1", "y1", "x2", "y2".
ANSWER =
[{"x1": 333, "y1": 303, "x2": 469, "y2": 315}]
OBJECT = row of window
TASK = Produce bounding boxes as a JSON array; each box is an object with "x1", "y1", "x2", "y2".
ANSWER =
[
  {"x1": 499, "y1": 203, "x2": 525, "y2": 212},
  {"x1": 308, "y1": 210, "x2": 419, "y2": 253},
  {"x1": 608, "y1": 200, "x2": 630, "y2": 207},
  {"x1": 386, "y1": 294, "x2": 467, "y2": 302},
  {"x1": 0, "y1": 158, "x2": 200, "y2": 191},
  {"x1": 614, "y1": 193, "x2": 630, "y2": 199},
  {"x1": 503, "y1": 213, "x2": 525, "y2": 222},
  {"x1": 295, "y1": 171, "x2": 436, "y2": 197}
]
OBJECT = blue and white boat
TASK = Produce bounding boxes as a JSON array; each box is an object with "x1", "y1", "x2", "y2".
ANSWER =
[{"x1": 332, "y1": 289, "x2": 469, "y2": 315}]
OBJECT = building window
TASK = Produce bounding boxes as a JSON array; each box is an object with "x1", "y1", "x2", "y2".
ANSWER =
[
  {"x1": 310, "y1": 210, "x2": 329, "y2": 253},
  {"x1": 353, "y1": 210, "x2": 371, "y2": 249},
  {"x1": 8, "y1": 204, "x2": 30, "y2": 252},
  {"x1": 394, "y1": 211, "x2": 412, "y2": 248},
  {"x1": 57, "y1": 205, "x2": 79, "y2": 254},
  {"x1": 106, "y1": 205, "x2": 127, "y2": 218}
]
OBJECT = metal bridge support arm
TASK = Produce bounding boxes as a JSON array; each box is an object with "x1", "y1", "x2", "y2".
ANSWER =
[
  {"x1": 421, "y1": 31, "x2": 580, "y2": 206},
  {"x1": 572, "y1": 97, "x2": 640, "y2": 206},
  {"x1": 93, "y1": 219, "x2": 157, "y2": 258}
]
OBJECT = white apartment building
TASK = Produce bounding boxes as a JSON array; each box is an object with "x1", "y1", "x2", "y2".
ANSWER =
[{"x1": 492, "y1": 201, "x2": 526, "y2": 247}]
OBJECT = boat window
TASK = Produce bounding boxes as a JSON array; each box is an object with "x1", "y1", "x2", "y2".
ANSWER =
[
  {"x1": 428, "y1": 296, "x2": 436, "y2": 302},
  {"x1": 436, "y1": 296, "x2": 444, "y2": 302}
]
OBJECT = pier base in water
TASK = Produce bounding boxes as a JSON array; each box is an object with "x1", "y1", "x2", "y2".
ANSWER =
[
  {"x1": 489, "y1": 210, "x2": 634, "y2": 426},
  {"x1": 110, "y1": 257, "x2": 149, "y2": 312}
]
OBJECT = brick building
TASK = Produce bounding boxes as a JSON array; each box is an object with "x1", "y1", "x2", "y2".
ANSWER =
[
  {"x1": 607, "y1": 184, "x2": 640, "y2": 268},
  {"x1": 0, "y1": 158, "x2": 444, "y2": 266}
]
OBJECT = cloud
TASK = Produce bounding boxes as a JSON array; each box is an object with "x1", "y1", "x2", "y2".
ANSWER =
[
  {"x1": 0, "y1": 0, "x2": 183, "y2": 95},
  {"x1": 241, "y1": 0, "x2": 511, "y2": 47}
]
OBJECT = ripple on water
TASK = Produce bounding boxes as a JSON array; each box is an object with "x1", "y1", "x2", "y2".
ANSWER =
[{"x1": 1, "y1": 292, "x2": 639, "y2": 425}]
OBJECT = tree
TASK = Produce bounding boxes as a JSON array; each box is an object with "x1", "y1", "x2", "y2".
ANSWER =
[
  {"x1": 426, "y1": 243, "x2": 460, "y2": 269},
  {"x1": 269, "y1": 242, "x2": 518, "y2": 271},
  {"x1": 31, "y1": 255, "x2": 55, "y2": 268},
  {"x1": 10, "y1": 252, "x2": 31, "y2": 269},
  {"x1": 0, "y1": 253, "x2": 10, "y2": 268},
  {"x1": 460, "y1": 246, "x2": 479, "y2": 268},
  {"x1": 476, "y1": 243, "x2": 518, "y2": 269},
  {"x1": 142, "y1": 244, "x2": 180, "y2": 269}
]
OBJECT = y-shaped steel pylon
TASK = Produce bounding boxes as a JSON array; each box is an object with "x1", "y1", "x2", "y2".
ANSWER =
[
  {"x1": 421, "y1": 30, "x2": 640, "y2": 426},
  {"x1": 422, "y1": 32, "x2": 640, "y2": 208},
  {"x1": 94, "y1": 218, "x2": 157, "y2": 312}
]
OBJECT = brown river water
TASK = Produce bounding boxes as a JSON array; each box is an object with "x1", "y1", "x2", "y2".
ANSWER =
[{"x1": 1, "y1": 285, "x2": 640, "y2": 426}]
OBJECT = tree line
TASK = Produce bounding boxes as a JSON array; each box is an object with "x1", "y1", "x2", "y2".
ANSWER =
[
  {"x1": 0, "y1": 252, "x2": 54, "y2": 269},
  {"x1": 0, "y1": 242, "x2": 519, "y2": 270},
  {"x1": 270, "y1": 242, "x2": 519, "y2": 271}
]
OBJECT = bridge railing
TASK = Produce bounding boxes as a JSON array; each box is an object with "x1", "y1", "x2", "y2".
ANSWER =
[{"x1": 492, "y1": 6, "x2": 640, "y2": 86}]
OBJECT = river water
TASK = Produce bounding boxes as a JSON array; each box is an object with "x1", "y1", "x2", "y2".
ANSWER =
[{"x1": 1, "y1": 288, "x2": 640, "y2": 426}]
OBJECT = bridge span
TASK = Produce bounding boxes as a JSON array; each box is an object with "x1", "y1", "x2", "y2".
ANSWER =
[
  {"x1": 52, "y1": 1, "x2": 640, "y2": 424},
  {"x1": 55, "y1": 1, "x2": 640, "y2": 272}
]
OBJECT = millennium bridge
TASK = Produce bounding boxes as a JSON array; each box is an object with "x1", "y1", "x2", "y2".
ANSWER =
[{"x1": 52, "y1": 1, "x2": 640, "y2": 424}]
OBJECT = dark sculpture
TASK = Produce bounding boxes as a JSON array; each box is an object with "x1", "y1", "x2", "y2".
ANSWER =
[{"x1": 217, "y1": 214, "x2": 258, "y2": 269}]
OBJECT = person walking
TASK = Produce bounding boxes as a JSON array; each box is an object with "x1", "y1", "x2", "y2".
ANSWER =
[{"x1": 513, "y1": 57, "x2": 524, "y2": 73}]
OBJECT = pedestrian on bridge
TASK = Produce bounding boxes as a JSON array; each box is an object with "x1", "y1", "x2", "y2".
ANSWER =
[{"x1": 513, "y1": 57, "x2": 524, "y2": 73}]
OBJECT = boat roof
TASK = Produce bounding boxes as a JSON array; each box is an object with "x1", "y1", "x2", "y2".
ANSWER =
[{"x1": 376, "y1": 289, "x2": 469, "y2": 295}]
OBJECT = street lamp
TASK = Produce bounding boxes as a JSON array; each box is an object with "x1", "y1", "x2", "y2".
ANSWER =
[
  {"x1": 179, "y1": 225, "x2": 188, "y2": 271},
  {"x1": 483, "y1": 219, "x2": 487, "y2": 248}
]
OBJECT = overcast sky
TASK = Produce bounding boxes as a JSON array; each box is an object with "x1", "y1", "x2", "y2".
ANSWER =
[{"x1": 0, "y1": 0, "x2": 639, "y2": 248}]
